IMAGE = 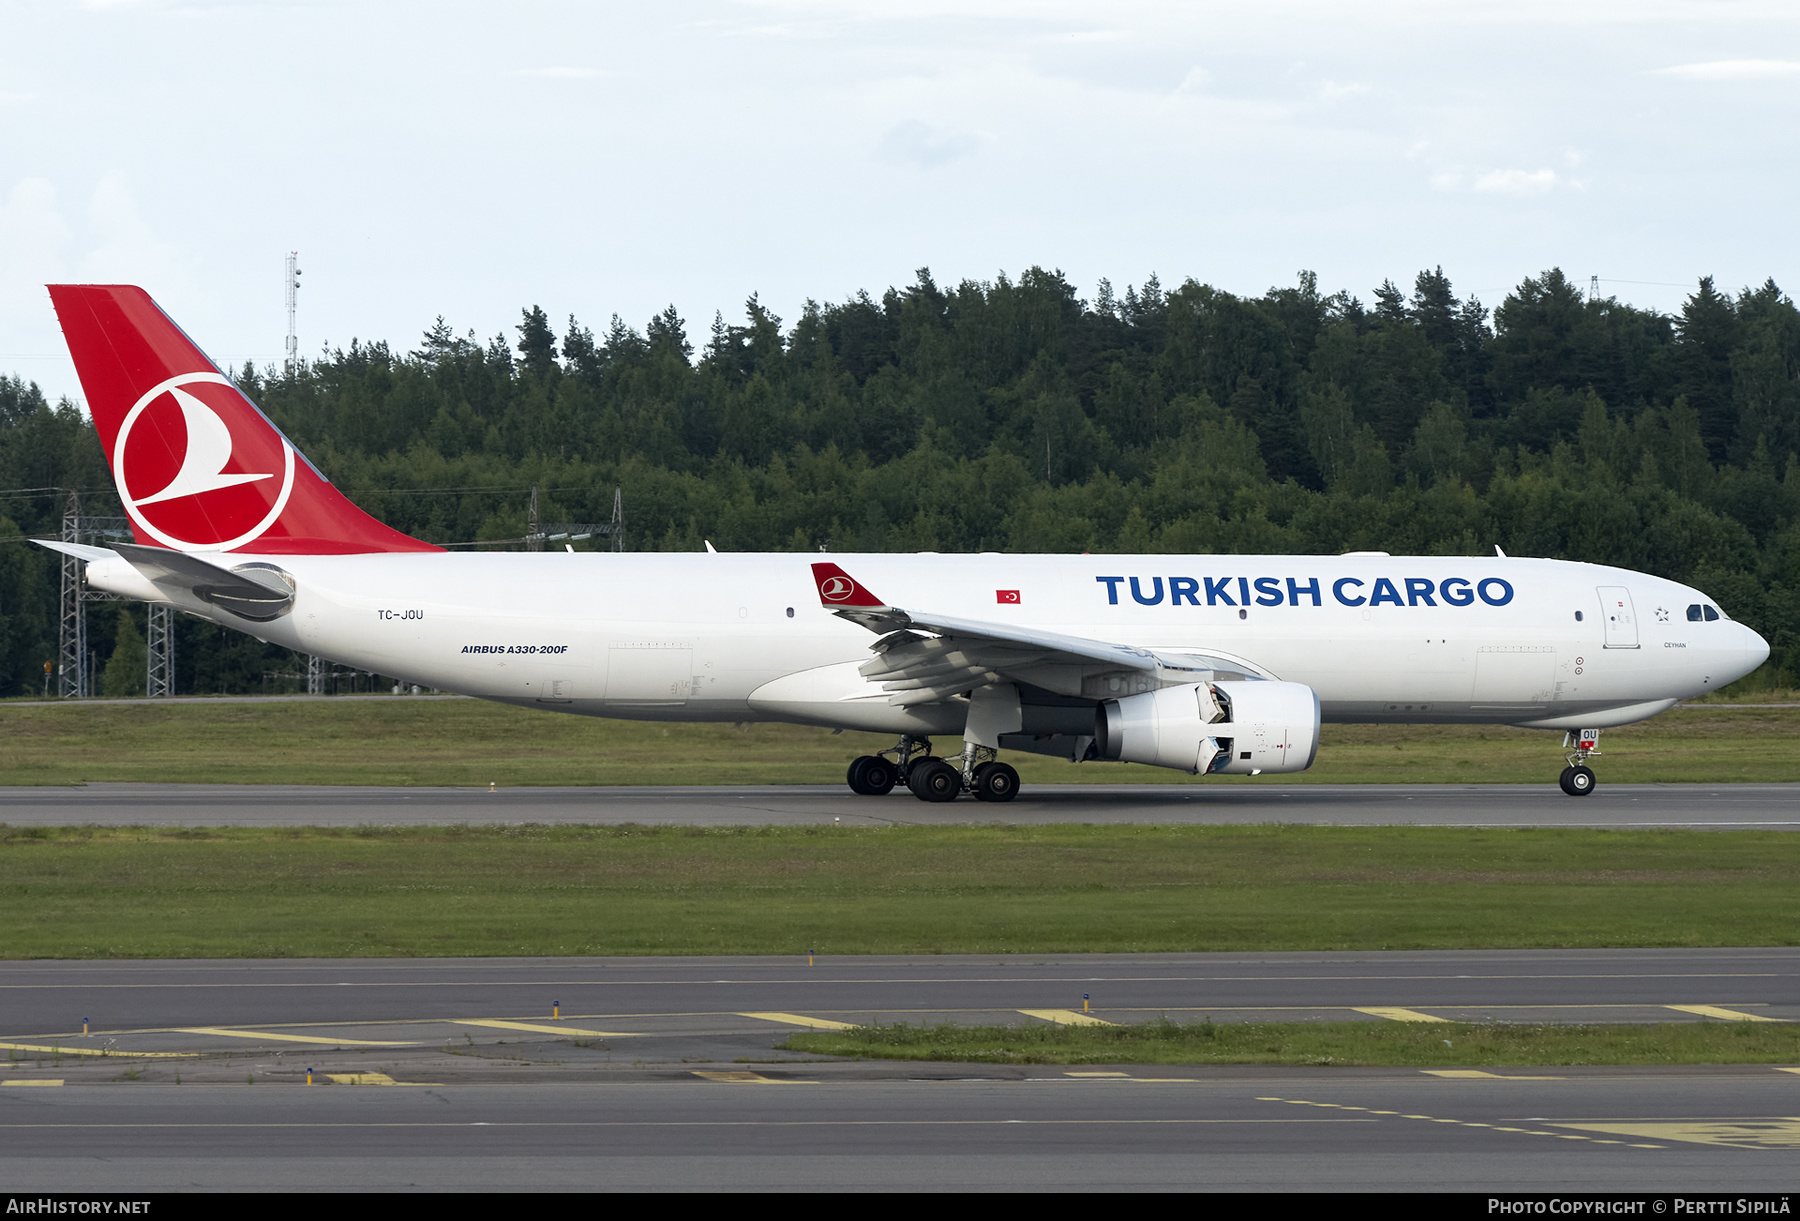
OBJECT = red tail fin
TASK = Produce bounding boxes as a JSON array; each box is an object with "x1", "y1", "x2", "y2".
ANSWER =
[{"x1": 49, "y1": 285, "x2": 438, "y2": 554}]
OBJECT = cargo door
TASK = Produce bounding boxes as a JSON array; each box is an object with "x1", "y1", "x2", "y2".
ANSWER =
[
  {"x1": 606, "y1": 641, "x2": 693, "y2": 705},
  {"x1": 1597, "y1": 586, "x2": 1639, "y2": 649},
  {"x1": 1472, "y1": 646, "x2": 1557, "y2": 706}
]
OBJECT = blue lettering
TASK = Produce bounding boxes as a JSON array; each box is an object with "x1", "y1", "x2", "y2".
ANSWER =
[
  {"x1": 1238, "y1": 577, "x2": 1251, "y2": 606},
  {"x1": 1169, "y1": 577, "x2": 1200, "y2": 606},
  {"x1": 1254, "y1": 577, "x2": 1284, "y2": 606},
  {"x1": 1370, "y1": 577, "x2": 1404, "y2": 607},
  {"x1": 1478, "y1": 577, "x2": 1514, "y2": 606},
  {"x1": 1287, "y1": 576, "x2": 1322, "y2": 607},
  {"x1": 1096, "y1": 576, "x2": 1125, "y2": 605},
  {"x1": 1204, "y1": 576, "x2": 1236, "y2": 606},
  {"x1": 1440, "y1": 578, "x2": 1474, "y2": 607},
  {"x1": 1333, "y1": 577, "x2": 1366, "y2": 607},
  {"x1": 1130, "y1": 576, "x2": 1165, "y2": 606},
  {"x1": 1405, "y1": 578, "x2": 1437, "y2": 607}
]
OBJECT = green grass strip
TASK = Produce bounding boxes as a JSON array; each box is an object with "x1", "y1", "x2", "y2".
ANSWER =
[
  {"x1": 2, "y1": 696, "x2": 1798, "y2": 785},
  {"x1": 1, "y1": 824, "x2": 1797, "y2": 958},
  {"x1": 781, "y1": 1018, "x2": 1800, "y2": 1067}
]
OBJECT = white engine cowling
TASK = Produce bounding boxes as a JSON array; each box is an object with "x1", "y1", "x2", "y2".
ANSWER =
[{"x1": 1094, "y1": 680, "x2": 1321, "y2": 775}]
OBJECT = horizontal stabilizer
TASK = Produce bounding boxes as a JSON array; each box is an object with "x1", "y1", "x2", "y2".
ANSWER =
[
  {"x1": 33, "y1": 539, "x2": 120, "y2": 563},
  {"x1": 111, "y1": 542, "x2": 295, "y2": 621}
]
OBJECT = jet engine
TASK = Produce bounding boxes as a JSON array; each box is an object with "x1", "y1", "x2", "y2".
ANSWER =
[{"x1": 1093, "y1": 680, "x2": 1321, "y2": 775}]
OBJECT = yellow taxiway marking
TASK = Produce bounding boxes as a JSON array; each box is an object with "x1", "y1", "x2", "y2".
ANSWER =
[
  {"x1": 0, "y1": 1079, "x2": 63, "y2": 1087},
  {"x1": 1353, "y1": 1007, "x2": 1448, "y2": 1022},
  {"x1": 1557, "y1": 1120, "x2": 1800, "y2": 1150},
  {"x1": 0, "y1": 1041, "x2": 192, "y2": 1059},
  {"x1": 1423, "y1": 1070, "x2": 1565, "y2": 1080},
  {"x1": 691, "y1": 1071, "x2": 816, "y2": 1084},
  {"x1": 321, "y1": 1072, "x2": 441, "y2": 1086},
  {"x1": 1664, "y1": 1004, "x2": 1783, "y2": 1022},
  {"x1": 1019, "y1": 1009, "x2": 1116, "y2": 1026},
  {"x1": 1776, "y1": 1068, "x2": 1800, "y2": 1075},
  {"x1": 1066, "y1": 1072, "x2": 1131, "y2": 1077},
  {"x1": 451, "y1": 1019, "x2": 638, "y2": 1038},
  {"x1": 1261, "y1": 1096, "x2": 1659, "y2": 1148},
  {"x1": 737, "y1": 1012, "x2": 858, "y2": 1031},
  {"x1": 174, "y1": 1027, "x2": 413, "y2": 1047}
]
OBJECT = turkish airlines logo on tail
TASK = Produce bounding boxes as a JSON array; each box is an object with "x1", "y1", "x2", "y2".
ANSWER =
[
  {"x1": 821, "y1": 575, "x2": 857, "y2": 602},
  {"x1": 115, "y1": 373, "x2": 296, "y2": 551}
]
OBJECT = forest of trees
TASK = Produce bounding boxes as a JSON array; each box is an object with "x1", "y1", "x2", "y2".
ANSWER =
[{"x1": 1, "y1": 264, "x2": 1796, "y2": 697}]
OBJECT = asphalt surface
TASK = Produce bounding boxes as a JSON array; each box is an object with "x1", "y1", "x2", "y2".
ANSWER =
[
  {"x1": 1, "y1": 951, "x2": 1796, "y2": 1191},
  {"x1": 3, "y1": 781, "x2": 1797, "y2": 827}
]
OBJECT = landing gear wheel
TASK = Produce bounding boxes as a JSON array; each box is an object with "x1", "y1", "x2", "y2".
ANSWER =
[
  {"x1": 1559, "y1": 765, "x2": 1596, "y2": 797},
  {"x1": 846, "y1": 755, "x2": 897, "y2": 796},
  {"x1": 971, "y1": 761, "x2": 1020, "y2": 803},
  {"x1": 907, "y1": 758, "x2": 961, "y2": 803}
]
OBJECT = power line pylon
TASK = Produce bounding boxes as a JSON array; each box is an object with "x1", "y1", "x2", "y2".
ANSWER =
[
  {"x1": 146, "y1": 604, "x2": 174, "y2": 697},
  {"x1": 57, "y1": 491, "x2": 86, "y2": 698},
  {"x1": 57, "y1": 492, "x2": 131, "y2": 698}
]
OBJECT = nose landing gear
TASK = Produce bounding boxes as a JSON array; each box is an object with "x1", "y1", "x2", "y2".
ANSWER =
[{"x1": 1558, "y1": 728, "x2": 1601, "y2": 796}]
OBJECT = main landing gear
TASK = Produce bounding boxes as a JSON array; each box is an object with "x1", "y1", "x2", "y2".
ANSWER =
[
  {"x1": 845, "y1": 736, "x2": 1021, "y2": 803},
  {"x1": 1558, "y1": 728, "x2": 1601, "y2": 797}
]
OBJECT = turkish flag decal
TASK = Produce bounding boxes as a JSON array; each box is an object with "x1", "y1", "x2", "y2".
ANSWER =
[{"x1": 996, "y1": 590, "x2": 1021, "y2": 604}]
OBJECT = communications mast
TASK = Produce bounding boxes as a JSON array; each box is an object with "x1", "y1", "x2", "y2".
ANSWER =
[{"x1": 284, "y1": 252, "x2": 301, "y2": 376}]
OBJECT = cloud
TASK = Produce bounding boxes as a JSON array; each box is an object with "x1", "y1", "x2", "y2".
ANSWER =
[
  {"x1": 520, "y1": 66, "x2": 604, "y2": 79},
  {"x1": 1174, "y1": 66, "x2": 1211, "y2": 95},
  {"x1": 876, "y1": 120, "x2": 979, "y2": 169},
  {"x1": 1655, "y1": 59, "x2": 1800, "y2": 80},
  {"x1": 1430, "y1": 167, "x2": 1561, "y2": 195},
  {"x1": 0, "y1": 178, "x2": 72, "y2": 284},
  {"x1": 1316, "y1": 79, "x2": 1371, "y2": 104},
  {"x1": 77, "y1": 173, "x2": 189, "y2": 288},
  {"x1": 1472, "y1": 168, "x2": 1557, "y2": 195}
]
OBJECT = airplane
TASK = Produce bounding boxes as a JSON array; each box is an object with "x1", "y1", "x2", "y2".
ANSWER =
[{"x1": 37, "y1": 285, "x2": 1771, "y2": 801}]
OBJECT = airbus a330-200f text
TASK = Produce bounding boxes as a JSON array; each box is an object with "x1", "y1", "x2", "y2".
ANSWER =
[{"x1": 39, "y1": 285, "x2": 1770, "y2": 800}]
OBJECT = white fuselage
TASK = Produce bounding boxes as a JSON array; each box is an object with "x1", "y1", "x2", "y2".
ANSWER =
[{"x1": 94, "y1": 551, "x2": 1768, "y2": 738}]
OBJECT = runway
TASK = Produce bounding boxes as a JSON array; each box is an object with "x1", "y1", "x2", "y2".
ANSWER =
[
  {"x1": 2, "y1": 781, "x2": 1797, "y2": 828},
  {"x1": 0, "y1": 951, "x2": 1795, "y2": 1191}
]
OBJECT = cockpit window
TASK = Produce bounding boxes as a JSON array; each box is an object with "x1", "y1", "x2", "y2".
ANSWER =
[
  {"x1": 1687, "y1": 604, "x2": 1703, "y2": 621},
  {"x1": 1703, "y1": 605, "x2": 1720, "y2": 621}
]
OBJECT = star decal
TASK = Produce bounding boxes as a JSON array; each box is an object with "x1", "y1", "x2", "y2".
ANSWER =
[{"x1": 1655, "y1": 606, "x2": 1670, "y2": 623}]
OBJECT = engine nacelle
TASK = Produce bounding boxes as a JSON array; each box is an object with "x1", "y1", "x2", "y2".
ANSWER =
[{"x1": 1094, "y1": 680, "x2": 1321, "y2": 775}]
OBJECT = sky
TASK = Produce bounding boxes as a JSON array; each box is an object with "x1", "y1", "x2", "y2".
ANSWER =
[{"x1": 2, "y1": 0, "x2": 1797, "y2": 405}]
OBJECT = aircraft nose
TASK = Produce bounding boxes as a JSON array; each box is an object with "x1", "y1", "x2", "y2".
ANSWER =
[{"x1": 1743, "y1": 623, "x2": 1771, "y2": 674}]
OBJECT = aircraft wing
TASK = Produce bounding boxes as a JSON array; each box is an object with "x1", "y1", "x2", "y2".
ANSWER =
[{"x1": 810, "y1": 561, "x2": 1262, "y2": 705}]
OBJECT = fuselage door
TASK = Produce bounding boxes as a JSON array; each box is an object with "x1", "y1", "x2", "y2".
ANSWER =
[
  {"x1": 1597, "y1": 586, "x2": 1639, "y2": 649},
  {"x1": 606, "y1": 640, "x2": 694, "y2": 705}
]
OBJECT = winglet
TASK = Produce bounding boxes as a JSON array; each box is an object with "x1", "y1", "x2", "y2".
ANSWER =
[{"x1": 811, "y1": 561, "x2": 887, "y2": 608}]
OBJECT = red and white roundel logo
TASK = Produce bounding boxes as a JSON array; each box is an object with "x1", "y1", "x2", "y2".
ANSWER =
[
  {"x1": 820, "y1": 575, "x2": 857, "y2": 602},
  {"x1": 114, "y1": 373, "x2": 296, "y2": 551}
]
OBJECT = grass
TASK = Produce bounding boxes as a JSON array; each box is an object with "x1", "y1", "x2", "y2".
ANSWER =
[
  {"x1": 0, "y1": 691, "x2": 1796, "y2": 786},
  {"x1": 779, "y1": 1018, "x2": 1800, "y2": 1067},
  {"x1": 1, "y1": 824, "x2": 1796, "y2": 959}
]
